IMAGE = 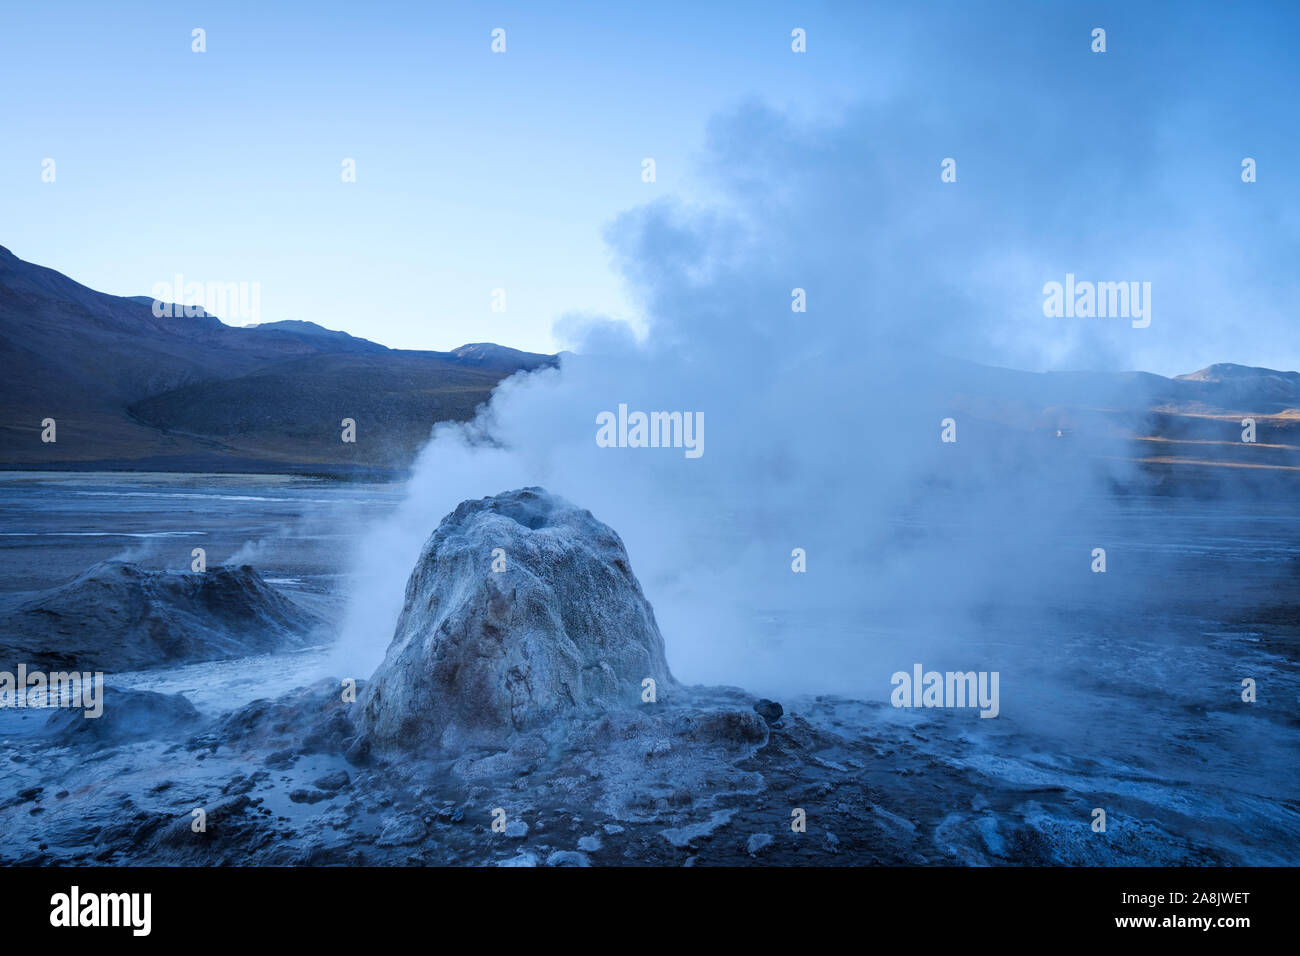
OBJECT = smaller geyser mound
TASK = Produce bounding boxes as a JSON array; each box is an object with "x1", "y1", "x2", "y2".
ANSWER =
[
  {"x1": 359, "y1": 487, "x2": 677, "y2": 750},
  {"x1": 0, "y1": 560, "x2": 323, "y2": 671}
]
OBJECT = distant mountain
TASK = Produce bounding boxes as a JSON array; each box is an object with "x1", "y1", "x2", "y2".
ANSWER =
[
  {"x1": 446, "y1": 342, "x2": 556, "y2": 372},
  {"x1": 239, "y1": 320, "x2": 390, "y2": 355},
  {"x1": 1173, "y1": 363, "x2": 1300, "y2": 410},
  {"x1": 930, "y1": 356, "x2": 1300, "y2": 488},
  {"x1": 1176, "y1": 363, "x2": 1300, "y2": 387},
  {"x1": 4, "y1": 244, "x2": 1297, "y2": 485},
  {"x1": 0, "y1": 245, "x2": 555, "y2": 473}
]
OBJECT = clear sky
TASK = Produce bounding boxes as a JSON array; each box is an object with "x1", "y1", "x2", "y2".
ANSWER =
[{"x1": 2, "y1": 0, "x2": 1297, "y2": 375}]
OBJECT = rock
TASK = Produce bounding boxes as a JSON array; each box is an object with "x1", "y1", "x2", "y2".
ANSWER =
[
  {"x1": 504, "y1": 820, "x2": 529, "y2": 839},
  {"x1": 747, "y1": 833, "x2": 774, "y2": 856},
  {"x1": 264, "y1": 748, "x2": 297, "y2": 769},
  {"x1": 207, "y1": 680, "x2": 354, "y2": 755},
  {"x1": 453, "y1": 749, "x2": 535, "y2": 782},
  {"x1": 155, "y1": 796, "x2": 251, "y2": 849},
  {"x1": 546, "y1": 850, "x2": 591, "y2": 867},
  {"x1": 577, "y1": 834, "x2": 602, "y2": 852},
  {"x1": 0, "y1": 561, "x2": 323, "y2": 671},
  {"x1": 222, "y1": 776, "x2": 255, "y2": 796},
  {"x1": 359, "y1": 488, "x2": 676, "y2": 750},
  {"x1": 343, "y1": 735, "x2": 372, "y2": 767},
  {"x1": 496, "y1": 851, "x2": 539, "y2": 867},
  {"x1": 376, "y1": 815, "x2": 427, "y2": 847},
  {"x1": 319, "y1": 809, "x2": 351, "y2": 830},
  {"x1": 288, "y1": 789, "x2": 328, "y2": 805},
  {"x1": 313, "y1": 770, "x2": 351, "y2": 792},
  {"x1": 302, "y1": 711, "x2": 354, "y2": 754},
  {"x1": 660, "y1": 809, "x2": 735, "y2": 848},
  {"x1": 753, "y1": 699, "x2": 784, "y2": 725},
  {"x1": 690, "y1": 709, "x2": 769, "y2": 746},
  {"x1": 44, "y1": 688, "x2": 200, "y2": 745}
]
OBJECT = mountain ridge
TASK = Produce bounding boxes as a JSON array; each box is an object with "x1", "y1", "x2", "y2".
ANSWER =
[
  {"x1": 0, "y1": 245, "x2": 555, "y2": 473},
  {"x1": 3, "y1": 245, "x2": 1298, "y2": 483}
]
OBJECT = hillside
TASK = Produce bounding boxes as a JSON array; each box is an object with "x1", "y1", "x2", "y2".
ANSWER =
[
  {"x1": 3, "y1": 245, "x2": 1298, "y2": 484},
  {"x1": 0, "y1": 246, "x2": 554, "y2": 473}
]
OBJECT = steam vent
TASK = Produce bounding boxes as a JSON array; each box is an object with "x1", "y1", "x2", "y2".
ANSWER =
[{"x1": 359, "y1": 487, "x2": 676, "y2": 750}]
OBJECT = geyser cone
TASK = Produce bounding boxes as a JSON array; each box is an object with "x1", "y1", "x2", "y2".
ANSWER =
[{"x1": 359, "y1": 487, "x2": 676, "y2": 750}]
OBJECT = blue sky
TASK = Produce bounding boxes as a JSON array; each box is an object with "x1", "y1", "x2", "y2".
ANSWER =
[{"x1": 2, "y1": 0, "x2": 1297, "y2": 375}]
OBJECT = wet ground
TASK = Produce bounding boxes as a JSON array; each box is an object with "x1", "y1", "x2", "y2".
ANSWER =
[{"x1": 0, "y1": 473, "x2": 1296, "y2": 865}]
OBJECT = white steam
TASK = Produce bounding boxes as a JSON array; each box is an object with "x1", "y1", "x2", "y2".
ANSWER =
[{"x1": 331, "y1": 103, "x2": 1144, "y2": 702}]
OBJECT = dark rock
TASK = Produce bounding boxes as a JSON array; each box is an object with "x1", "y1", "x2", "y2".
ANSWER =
[
  {"x1": 344, "y1": 735, "x2": 372, "y2": 766},
  {"x1": 213, "y1": 679, "x2": 351, "y2": 751},
  {"x1": 214, "y1": 795, "x2": 252, "y2": 818},
  {"x1": 44, "y1": 687, "x2": 200, "y2": 745},
  {"x1": 264, "y1": 748, "x2": 297, "y2": 769},
  {"x1": 95, "y1": 813, "x2": 166, "y2": 847},
  {"x1": 376, "y1": 815, "x2": 426, "y2": 847},
  {"x1": 690, "y1": 709, "x2": 770, "y2": 746},
  {"x1": 222, "y1": 775, "x2": 255, "y2": 796},
  {"x1": 546, "y1": 850, "x2": 591, "y2": 867},
  {"x1": 0, "y1": 561, "x2": 324, "y2": 671},
  {"x1": 754, "y1": 698, "x2": 784, "y2": 725},
  {"x1": 288, "y1": 789, "x2": 328, "y2": 805},
  {"x1": 302, "y1": 710, "x2": 353, "y2": 754},
  {"x1": 312, "y1": 770, "x2": 350, "y2": 792}
]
